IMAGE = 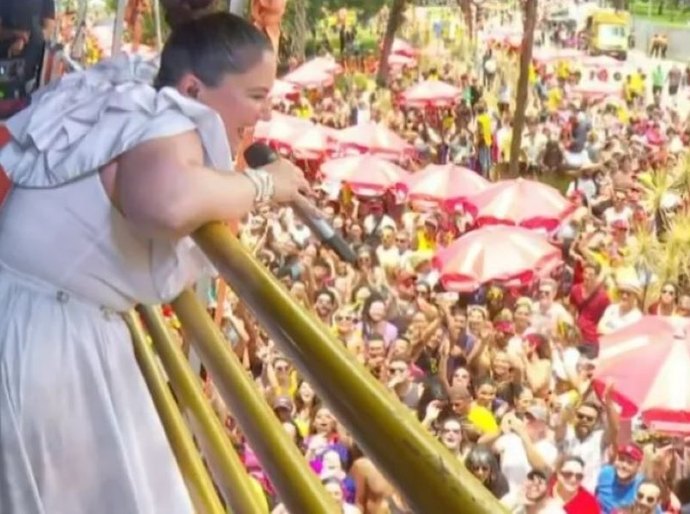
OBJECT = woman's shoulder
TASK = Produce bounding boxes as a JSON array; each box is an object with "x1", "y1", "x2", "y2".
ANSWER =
[{"x1": 0, "y1": 55, "x2": 230, "y2": 188}]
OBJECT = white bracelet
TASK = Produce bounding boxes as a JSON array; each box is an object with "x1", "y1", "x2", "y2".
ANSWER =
[{"x1": 244, "y1": 168, "x2": 274, "y2": 204}]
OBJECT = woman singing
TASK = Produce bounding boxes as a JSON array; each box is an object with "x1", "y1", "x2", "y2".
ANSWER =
[{"x1": 0, "y1": 12, "x2": 306, "y2": 514}]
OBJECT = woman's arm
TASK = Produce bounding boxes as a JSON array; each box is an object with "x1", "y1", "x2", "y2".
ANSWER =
[{"x1": 114, "y1": 131, "x2": 307, "y2": 238}]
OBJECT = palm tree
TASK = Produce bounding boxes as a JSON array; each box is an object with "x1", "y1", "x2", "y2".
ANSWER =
[
  {"x1": 508, "y1": 0, "x2": 538, "y2": 177},
  {"x1": 376, "y1": 0, "x2": 406, "y2": 86}
]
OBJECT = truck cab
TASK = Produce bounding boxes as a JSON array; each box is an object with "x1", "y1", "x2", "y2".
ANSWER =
[{"x1": 585, "y1": 9, "x2": 631, "y2": 60}]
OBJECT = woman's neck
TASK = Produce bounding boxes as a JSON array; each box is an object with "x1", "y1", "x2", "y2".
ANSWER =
[{"x1": 659, "y1": 302, "x2": 675, "y2": 316}]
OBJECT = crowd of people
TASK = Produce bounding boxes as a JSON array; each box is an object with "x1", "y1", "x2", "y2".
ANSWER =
[
  {"x1": 3, "y1": 1, "x2": 690, "y2": 513},
  {"x1": 189, "y1": 7, "x2": 690, "y2": 514}
]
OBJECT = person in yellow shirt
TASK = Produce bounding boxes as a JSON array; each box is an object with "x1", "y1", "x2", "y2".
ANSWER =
[
  {"x1": 546, "y1": 83, "x2": 563, "y2": 113},
  {"x1": 413, "y1": 216, "x2": 439, "y2": 252},
  {"x1": 447, "y1": 385, "x2": 500, "y2": 442},
  {"x1": 556, "y1": 60, "x2": 570, "y2": 82},
  {"x1": 629, "y1": 69, "x2": 645, "y2": 105},
  {"x1": 475, "y1": 102, "x2": 493, "y2": 177}
]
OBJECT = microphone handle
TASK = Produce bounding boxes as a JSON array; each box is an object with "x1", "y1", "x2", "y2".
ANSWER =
[{"x1": 290, "y1": 202, "x2": 358, "y2": 265}]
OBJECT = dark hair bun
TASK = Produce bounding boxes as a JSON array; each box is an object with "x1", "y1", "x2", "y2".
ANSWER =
[{"x1": 162, "y1": 0, "x2": 216, "y2": 27}]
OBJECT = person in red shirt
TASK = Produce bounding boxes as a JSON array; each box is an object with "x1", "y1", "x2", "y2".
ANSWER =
[
  {"x1": 569, "y1": 261, "x2": 610, "y2": 359},
  {"x1": 549, "y1": 455, "x2": 601, "y2": 513}
]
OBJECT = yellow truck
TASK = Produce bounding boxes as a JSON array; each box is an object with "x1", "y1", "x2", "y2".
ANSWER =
[{"x1": 585, "y1": 9, "x2": 631, "y2": 60}]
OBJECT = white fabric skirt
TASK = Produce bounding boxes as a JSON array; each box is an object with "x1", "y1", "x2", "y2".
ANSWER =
[{"x1": 0, "y1": 264, "x2": 194, "y2": 514}]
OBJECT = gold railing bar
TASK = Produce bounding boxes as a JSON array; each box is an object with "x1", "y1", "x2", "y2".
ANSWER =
[
  {"x1": 124, "y1": 312, "x2": 227, "y2": 514},
  {"x1": 190, "y1": 222, "x2": 505, "y2": 514},
  {"x1": 171, "y1": 289, "x2": 338, "y2": 514},
  {"x1": 137, "y1": 305, "x2": 266, "y2": 514}
]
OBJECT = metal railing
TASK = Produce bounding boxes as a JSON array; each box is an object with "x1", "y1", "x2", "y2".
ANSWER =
[
  {"x1": 131, "y1": 220, "x2": 506, "y2": 513},
  {"x1": 3, "y1": 40, "x2": 506, "y2": 514}
]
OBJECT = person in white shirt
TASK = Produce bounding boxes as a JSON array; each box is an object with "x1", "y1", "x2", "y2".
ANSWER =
[
  {"x1": 603, "y1": 189, "x2": 633, "y2": 228},
  {"x1": 531, "y1": 280, "x2": 570, "y2": 335},
  {"x1": 494, "y1": 405, "x2": 559, "y2": 494},
  {"x1": 598, "y1": 280, "x2": 643, "y2": 335},
  {"x1": 554, "y1": 383, "x2": 620, "y2": 493},
  {"x1": 362, "y1": 202, "x2": 396, "y2": 243}
]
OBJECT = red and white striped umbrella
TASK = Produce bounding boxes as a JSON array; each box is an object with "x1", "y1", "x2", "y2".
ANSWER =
[
  {"x1": 400, "y1": 164, "x2": 490, "y2": 210},
  {"x1": 580, "y1": 55, "x2": 626, "y2": 69},
  {"x1": 290, "y1": 126, "x2": 336, "y2": 160},
  {"x1": 388, "y1": 54, "x2": 417, "y2": 70},
  {"x1": 399, "y1": 80, "x2": 462, "y2": 107},
  {"x1": 320, "y1": 154, "x2": 410, "y2": 195},
  {"x1": 270, "y1": 79, "x2": 301, "y2": 99},
  {"x1": 570, "y1": 81, "x2": 623, "y2": 100},
  {"x1": 298, "y1": 56, "x2": 343, "y2": 75},
  {"x1": 335, "y1": 121, "x2": 414, "y2": 160},
  {"x1": 533, "y1": 47, "x2": 584, "y2": 64},
  {"x1": 464, "y1": 178, "x2": 574, "y2": 231},
  {"x1": 282, "y1": 66, "x2": 334, "y2": 89},
  {"x1": 254, "y1": 112, "x2": 334, "y2": 158},
  {"x1": 594, "y1": 316, "x2": 690, "y2": 427},
  {"x1": 433, "y1": 226, "x2": 562, "y2": 292},
  {"x1": 390, "y1": 38, "x2": 418, "y2": 57},
  {"x1": 254, "y1": 112, "x2": 313, "y2": 145}
]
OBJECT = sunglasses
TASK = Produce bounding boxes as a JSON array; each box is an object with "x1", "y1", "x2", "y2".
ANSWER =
[
  {"x1": 662, "y1": 288, "x2": 675, "y2": 295},
  {"x1": 388, "y1": 367, "x2": 406, "y2": 374},
  {"x1": 576, "y1": 412, "x2": 597, "y2": 423},
  {"x1": 560, "y1": 470, "x2": 584, "y2": 481},
  {"x1": 637, "y1": 492, "x2": 659, "y2": 505}
]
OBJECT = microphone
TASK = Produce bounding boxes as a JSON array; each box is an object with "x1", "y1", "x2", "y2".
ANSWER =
[{"x1": 243, "y1": 142, "x2": 358, "y2": 265}]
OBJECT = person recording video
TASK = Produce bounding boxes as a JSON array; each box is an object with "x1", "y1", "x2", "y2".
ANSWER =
[{"x1": 0, "y1": 0, "x2": 55, "y2": 81}]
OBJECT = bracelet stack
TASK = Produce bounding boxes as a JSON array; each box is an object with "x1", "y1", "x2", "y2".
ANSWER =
[{"x1": 244, "y1": 168, "x2": 275, "y2": 204}]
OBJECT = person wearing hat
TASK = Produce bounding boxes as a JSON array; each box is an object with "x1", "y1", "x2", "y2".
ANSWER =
[
  {"x1": 271, "y1": 395, "x2": 295, "y2": 423},
  {"x1": 494, "y1": 404, "x2": 559, "y2": 495},
  {"x1": 597, "y1": 278, "x2": 643, "y2": 335},
  {"x1": 506, "y1": 468, "x2": 566, "y2": 513},
  {"x1": 595, "y1": 443, "x2": 657, "y2": 514},
  {"x1": 446, "y1": 385, "x2": 499, "y2": 442}
]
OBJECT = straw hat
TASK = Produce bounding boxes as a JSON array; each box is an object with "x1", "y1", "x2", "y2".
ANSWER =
[{"x1": 616, "y1": 276, "x2": 642, "y2": 298}]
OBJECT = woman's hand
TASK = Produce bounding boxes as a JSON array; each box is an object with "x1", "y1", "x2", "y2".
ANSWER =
[{"x1": 261, "y1": 158, "x2": 310, "y2": 203}]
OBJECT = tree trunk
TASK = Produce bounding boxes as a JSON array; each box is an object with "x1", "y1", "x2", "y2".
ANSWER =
[
  {"x1": 508, "y1": 0, "x2": 537, "y2": 177},
  {"x1": 457, "y1": 0, "x2": 473, "y2": 44},
  {"x1": 291, "y1": 0, "x2": 307, "y2": 61},
  {"x1": 658, "y1": 0, "x2": 665, "y2": 15},
  {"x1": 376, "y1": 0, "x2": 406, "y2": 87}
]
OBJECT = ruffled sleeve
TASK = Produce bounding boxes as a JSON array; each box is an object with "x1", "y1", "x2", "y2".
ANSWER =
[{"x1": 0, "y1": 54, "x2": 233, "y2": 188}]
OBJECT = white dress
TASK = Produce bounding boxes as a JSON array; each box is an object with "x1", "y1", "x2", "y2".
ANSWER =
[{"x1": 0, "y1": 55, "x2": 232, "y2": 514}]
